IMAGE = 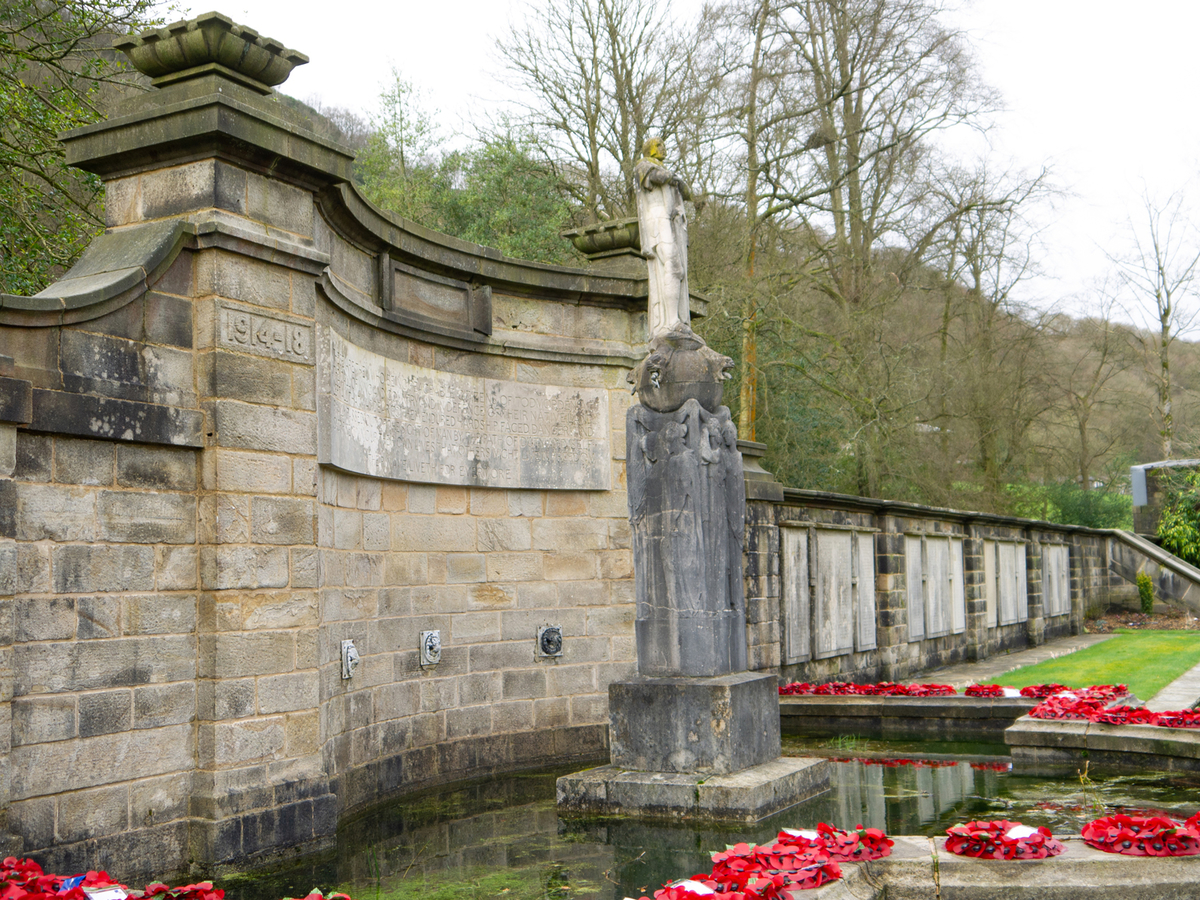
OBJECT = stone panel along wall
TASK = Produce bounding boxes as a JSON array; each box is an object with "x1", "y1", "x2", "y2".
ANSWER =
[
  {"x1": 760, "y1": 489, "x2": 1130, "y2": 685},
  {"x1": 0, "y1": 42, "x2": 648, "y2": 879}
]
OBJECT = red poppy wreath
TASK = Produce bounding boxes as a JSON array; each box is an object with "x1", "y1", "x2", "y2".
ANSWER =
[{"x1": 944, "y1": 820, "x2": 1064, "y2": 860}]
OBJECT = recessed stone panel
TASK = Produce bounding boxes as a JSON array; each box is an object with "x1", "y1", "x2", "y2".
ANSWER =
[
  {"x1": 780, "y1": 527, "x2": 810, "y2": 664},
  {"x1": 217, "y1": 301, "x2": 313, "y2": 365},
  {"x1": 813, "y1": 530, "x2": 854, "y2": 659},
  {"x1": 318, "y1": 330, "x2": 610, "y2": 490}
]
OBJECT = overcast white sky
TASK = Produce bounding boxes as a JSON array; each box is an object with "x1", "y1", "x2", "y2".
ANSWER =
[{"x1": 202, "y1": 0, "x2": 1200, "y2": 324}]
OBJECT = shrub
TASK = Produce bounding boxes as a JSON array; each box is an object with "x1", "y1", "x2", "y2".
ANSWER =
[
  {"x1": 1137, "y1": 571, "x2": 1155, "y2": 615},
  {"x1": 1156, "y1": 469, "x2": 1200, "y2": 567}
]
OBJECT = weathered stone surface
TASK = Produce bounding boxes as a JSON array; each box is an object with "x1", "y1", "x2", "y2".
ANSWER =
[
  {"x1": 609, "y1": 672, "x2": 780, "y2": 775},
  {"x1": 251, "y1": 497, "x2": 314, "y2": 544},
  {"x1": 60, "y1": 330, "x2": 195, "y2": 407},
  {"x1": 98, "y1": 491, "x2": 196, "y2": 543},
  {"x1": 15, "y1": 597, "x2": 76, "y2": 642},
  {"x1": 0, "y1": 376, "x2": 33, "y2": 425},
  {"x1": 53, "y1": 438, "x2": 114, "y2": 485},
  {"x1": 30, "y1": 389, "x2": 204, "y2": 447},
  {"x1": 319, "y1": 330, "x2": 610, "y2": 490},
  {"x1": 0, "y1": 423, "x2": 15, "y2": 478},
  {"x1": 199, "y1": 546, "x2": 289, "y2": 590},
  {"x1": 209, "y1": 399, "x2": 315, "y2": 454},
  {"x1": 14, "y1": 637, "x2": 195, "y2": 695},
  {"x1": 116, "y1": 444, "x2": 197, "y2": 491},
  {"x1": 10, "y1": 723, "x2": 193, "y2": 800},
  {"x1": 52, "y1": 545, "x2": 155, "y2": 593},
  {"x1": 627, "y1": 400, "x2": 745, "y2": 677},
  {"x1": 556, "y1": 757, "x2": 828, "y2": 823},
  {"x1": 0, "y1": 482, "x2": 96, "y2": 542},
  {"x1": 79, "y1": 690, "x2": 132, "y2": 737},
  {"x1": 12, "y1": 697, "x2": 76, "y2": 746}
]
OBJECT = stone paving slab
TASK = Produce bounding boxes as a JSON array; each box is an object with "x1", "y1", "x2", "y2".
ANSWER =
[
  {"x1": 1147, "y1": 657, "x2": 1200, "y2": 711},
  {"x1": 802, "y1": 836, "x2": 1200, "y2": 899},
  {"x1": 920, "y1": 634, "x2": 1114, "y2": 689}
]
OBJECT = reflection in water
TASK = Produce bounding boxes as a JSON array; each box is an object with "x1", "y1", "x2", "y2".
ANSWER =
[{"x1": 221, "y1": 762, "x2": 1200, "y2": 900}]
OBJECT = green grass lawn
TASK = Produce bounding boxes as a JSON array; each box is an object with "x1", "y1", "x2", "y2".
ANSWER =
[{"x1": 998, "y1": 631, "x2": 1200, "y2": 702}]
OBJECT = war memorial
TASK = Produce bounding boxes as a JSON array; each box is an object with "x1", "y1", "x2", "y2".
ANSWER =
[{"x1": 1, "y1": 12, "x2": 1199, "y2": 898}]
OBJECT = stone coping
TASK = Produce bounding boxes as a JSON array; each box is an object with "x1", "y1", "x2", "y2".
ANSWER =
[
  {"x1": 781, "y1": 695, "x2": 1038, "y2": 718},
  {"x1": 1006, "y1": 715, "x2": 1200, "y2": 762},
  {"x1": 780, "y1": 695, "x2": 1038, "y2": 741},
  {"x1": 781, "y1": 485, "x2": 1120, "y2": 536},
  {"x1": 319, "y1": 182, "x2": 688, "y2": 313},
  {"x1": 810, "y1": 836, "x2": 1200, "y2": 899},
  {"x1": 0, "y1": 221, "x2": 187, "y2": 326}
]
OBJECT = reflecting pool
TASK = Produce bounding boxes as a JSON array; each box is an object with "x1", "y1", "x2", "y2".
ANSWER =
[{"x1": 221, "y1": 753, "x2": 1200, "y2": 900}]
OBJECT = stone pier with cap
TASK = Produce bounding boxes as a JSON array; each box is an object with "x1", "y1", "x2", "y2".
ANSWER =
[{"x1": 555, "y1": 142, "x2": 827, "y2": 822}]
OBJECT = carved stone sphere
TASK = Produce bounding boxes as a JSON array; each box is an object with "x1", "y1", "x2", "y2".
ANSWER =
[{"x1": 627, "y1": 325, "x2": 733, "y2": 413}]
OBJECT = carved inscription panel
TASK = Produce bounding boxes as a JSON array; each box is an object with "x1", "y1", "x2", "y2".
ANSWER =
[
  {"x1": 218, "y1": 302, "x2": 313, "y2": 364},
  {"x1": 318, "y1": 330, "x2": 611, "y2": 489}
]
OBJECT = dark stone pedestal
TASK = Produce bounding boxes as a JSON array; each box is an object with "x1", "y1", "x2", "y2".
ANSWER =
[
  {"x1": 609, "y1": 672, "x2": 780, "y2": 775},
  {"x1": 557, "y1": 672, "x2": 829, "y2": 824},
  {"x1": 627, "y1": 400, "x2": 746, "y2": 677}
]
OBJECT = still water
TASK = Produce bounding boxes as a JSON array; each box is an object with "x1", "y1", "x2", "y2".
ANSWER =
[{"x1": 222, "y1": 749, "x2": 1200, "y2": 900}]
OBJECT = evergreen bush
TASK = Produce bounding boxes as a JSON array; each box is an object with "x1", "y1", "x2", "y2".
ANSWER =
[{"x1": 1137, "y1": 571, "x2": 1155, "y2": 615}]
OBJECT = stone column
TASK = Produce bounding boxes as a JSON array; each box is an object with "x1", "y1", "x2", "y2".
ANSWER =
[
  {"x1": 873, "y1": 519, "x2": 907, "y2": 681},
  {"x1": 963, "y1": 532, "x2": 989, "y2": 661},
  {"x1": 559, "y1": 323, "x2": 828, "y2": 821},
  {"x1": 59, "y1": 14, "x2": 353, "y2": 868},
  {"x1": 740, "y1": 441, "x2": 784, "y2": 673},
  {"x1": 1025, "y1": 533, "x2": 1045, "y2": 646},
  {"x1": 1068, "y1": 537, "x2": 1084, "y2": 635}
]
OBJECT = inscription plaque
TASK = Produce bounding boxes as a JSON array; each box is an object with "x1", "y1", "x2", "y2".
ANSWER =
[
  {"x1": 318, "y1": 330, "x2": 611, "y2": 489},
  {"x1": 218, "y1": 302, "x2": 313, "y2": 364}
]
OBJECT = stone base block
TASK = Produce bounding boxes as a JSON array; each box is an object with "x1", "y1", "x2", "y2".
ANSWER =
[
  {"x1": 555, "y1": 757, "x2": 829, "y2": 823},
  {"x1": 609, "y1": 672, "x2": 780, "y2": 775}
]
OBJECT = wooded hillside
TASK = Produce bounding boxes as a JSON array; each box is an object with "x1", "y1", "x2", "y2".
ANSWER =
[{"x1": 10, "y1": 0, "x2": 1200, "y2": 530}]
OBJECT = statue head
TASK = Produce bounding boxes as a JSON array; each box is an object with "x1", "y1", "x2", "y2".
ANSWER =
[{"x1": 642, "y1": 136, "x2": 665, "y2": 162}]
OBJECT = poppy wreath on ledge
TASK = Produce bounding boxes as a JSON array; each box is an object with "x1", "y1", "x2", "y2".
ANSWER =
[
  {"x1": 708, "y1": 841, "x2": 842, "y2": 893},
  {"x1": 1028, "y1": 690, "x2": 1200, "y2": 729},
  {"x1": 964, "y1": 683, "x2": 1071, "y2": 698},
  {"x1": 964, "y1": 684, "x2": 1005, "y2": 697},
  {"x1": 778, "y1": 681, "x2": 956, "y2": 697},
  {"x1": 0, "y1": 859, "x2": 353, "y2": 900},
  {"x1": 778, "y1": 823, "x2": 894, "y2": 861},
  {"x1": 1081, "y1": 814, "x2": 1200, "y2": 856},
  {"x1": 944, "y1": 820, "x2": 1064, "y2": 860},
  {"x1": 1019, "y1": 683, "x2": 1070, "y2": 698}
]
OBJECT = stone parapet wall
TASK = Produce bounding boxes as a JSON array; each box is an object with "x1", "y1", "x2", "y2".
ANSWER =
[
  {"x1": 0, "y1": 11, "x2": 1170, "y2": 878},
  {"x1": 760, "y1": 490, "x2": 1130, "y2": 686}
]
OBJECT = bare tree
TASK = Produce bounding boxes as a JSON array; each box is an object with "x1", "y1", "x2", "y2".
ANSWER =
[
  {"x1": 496, "y1": 0, "x2": 696, "y2": 222},
  {"x1": 1047, "y1": 300, "x2": 1136, "y2": 491},
  {"x1": 776, "y1": 0, "x2": 999, "y2": 305},
  {"x1": 694, "y1": 0, "x2": 815, "y2": 437},
  {"x1": 1113, "y1": 190, "x2": 1200, "y2": 459}
]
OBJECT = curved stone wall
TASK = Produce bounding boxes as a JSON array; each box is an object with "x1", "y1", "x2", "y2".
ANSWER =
[
  {"x1": 0, "y1": 32, "x2": 649, "y2": 878},
  {"x1": 0, "y1": 11, "x2": 1158, "y2": 881}
]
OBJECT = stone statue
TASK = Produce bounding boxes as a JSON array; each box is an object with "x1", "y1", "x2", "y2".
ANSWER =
[
  {"x1": 634, "y1": 137, "x2": 692, "y2": 339},
  {"x1": 625, "y1": 136, "x2": 745, "y2": 678}
]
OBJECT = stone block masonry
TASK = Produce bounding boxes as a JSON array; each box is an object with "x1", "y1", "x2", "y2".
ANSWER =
[
  {"x1": 0, "y1": 13, "x2": 648, "y2": 879},
  {"x1": 0, "y1": 9, "x2": 1157, "y2": 879}
]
